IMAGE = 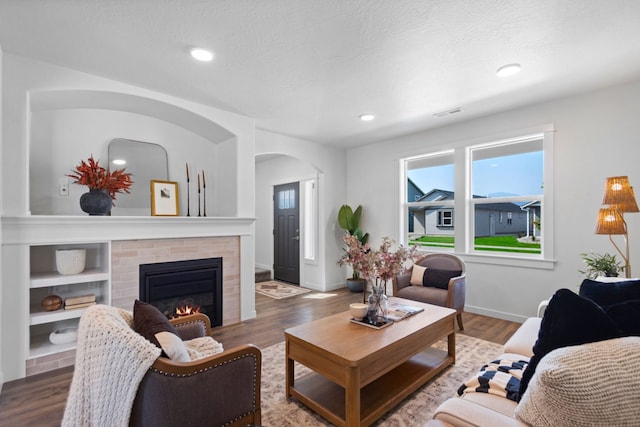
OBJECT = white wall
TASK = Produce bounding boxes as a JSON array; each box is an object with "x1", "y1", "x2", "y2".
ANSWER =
[
  {"x1": 2, "y1": 53, "x2": 255, "y2": 217},
  {"x1": 347, "y1": 78, "x2": 640, "y2": 321},
  {"x1": 255, "y1": 129, "x2": 347, "y2": 291},
  {"x1": 0, "y1": 43, "x2": 4, "y2": 390},
  {"x1": 30, "y1": 109, "x2": 223, "y2": 216}
]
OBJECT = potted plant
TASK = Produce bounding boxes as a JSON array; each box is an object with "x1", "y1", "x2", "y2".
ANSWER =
[
  {"x1": 337, "y1": 204, "x2": 369, "y2": 292},
  {"x1": 68, "y1": 155, "x2": 133, "y2": 215},
  {"x1": 579, "y1": 252, "x2": 623, "y2": 279}
]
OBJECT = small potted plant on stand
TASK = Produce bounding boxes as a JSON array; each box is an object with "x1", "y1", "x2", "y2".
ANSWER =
[
  {"x1": 338, "y1": 204, "x2": 369, "y2": 292},
  {"x1": 579, "y1": 252, "x2": 623, "y2": 279}
]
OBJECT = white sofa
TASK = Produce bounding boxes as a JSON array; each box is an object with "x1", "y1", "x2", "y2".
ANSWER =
[
  {"x1": 428, "y1": 316, "x2": 640, "y2": 427},
  {"x1": 428, "y1": 317, "x2": 540, "y2": 427}
]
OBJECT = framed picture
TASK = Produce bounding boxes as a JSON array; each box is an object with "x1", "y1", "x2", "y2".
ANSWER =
[{"x1": 150, "y1": 180, "x2": 179, "y2": 216}]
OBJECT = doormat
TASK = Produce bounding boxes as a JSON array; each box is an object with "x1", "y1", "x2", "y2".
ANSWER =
[{"x1": 256, "y1": 281, "x2": 311, "y2": 299}]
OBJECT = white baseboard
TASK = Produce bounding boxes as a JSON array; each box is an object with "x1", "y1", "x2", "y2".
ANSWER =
[
  {"x1": 464, "y1": 305, "x2": 529, "y2": 323},
  {"x1": 254, "y1": 263, "x2": 272, "y2": 272}
]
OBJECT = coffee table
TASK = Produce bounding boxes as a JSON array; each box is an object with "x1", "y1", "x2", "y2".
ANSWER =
[{"x1": 284, "y1": 297, "x2": 456, "y2": 427}]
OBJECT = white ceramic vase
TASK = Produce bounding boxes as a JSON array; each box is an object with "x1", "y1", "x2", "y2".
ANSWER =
[{"x1": 55, "y1": 248, "x2": 86, "y2": 275}]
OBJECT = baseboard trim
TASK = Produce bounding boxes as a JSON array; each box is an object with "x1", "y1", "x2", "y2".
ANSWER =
[{"x1": 465, "y1": 305, "x2": 529, "y2": 323}]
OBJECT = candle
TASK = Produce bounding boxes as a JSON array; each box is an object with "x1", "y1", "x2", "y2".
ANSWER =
[
  {"x1": 186, "y1": 163, "x2": 190, "y2": 181},
  {"x1": 198, "y1": 174, "x2": 200, "y2": 191},
  {"x1": 202, "y1": 170, "x2": 206, "y2": 188}
]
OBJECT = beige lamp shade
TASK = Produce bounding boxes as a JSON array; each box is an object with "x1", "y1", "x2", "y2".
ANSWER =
[
  {"x1": 595, "y1": 207, "x2": 626, "y2": 235},
  {"x1": 602, "y1": 176, "x2": 638, "y2": 210}
]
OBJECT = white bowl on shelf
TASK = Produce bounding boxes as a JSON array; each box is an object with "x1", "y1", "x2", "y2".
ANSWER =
[
  {"x1": 55, "y1": 249, "x2": 86, "y2": 275},
  {"x1": 49, "y1": 327, "x2": 78, "y2": 345}
]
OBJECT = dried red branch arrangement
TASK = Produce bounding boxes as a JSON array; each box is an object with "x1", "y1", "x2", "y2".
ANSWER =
[{"x1": 67, "y1": 155, "x2": 133, "y2": 201}]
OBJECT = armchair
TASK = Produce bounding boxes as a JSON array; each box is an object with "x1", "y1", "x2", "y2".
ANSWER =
[
  {"x1": 392, "y1": 253, "x2": 466, "y2": 330},
  {"x1": 131, "y1": 313, "x2": 262, "y2": 427},
  {"x1": 62, "y1": 306, "x2": 261, "y2": 427}
]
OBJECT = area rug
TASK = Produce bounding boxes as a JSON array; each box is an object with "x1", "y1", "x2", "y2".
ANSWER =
[
  {"x1": 256, "y1": 280, "x2": 312, "y2": 299},
  {"x1": 260, "y1": 334, "x2": 502, "y2": 426}
]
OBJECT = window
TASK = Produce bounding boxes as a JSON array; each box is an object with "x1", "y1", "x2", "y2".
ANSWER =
[
  {"x1": 438, "y1": 210, "x2": 453, "y2": 227},
  {"x1": 401, "y1": 130, "x2": 553, "y2": 262},
  {"x1": 302, "y1": 179, "x2": 317, "y2": 261},
  {"x1": 405, "y1": 151, "x2": 455, "y2": 249}
]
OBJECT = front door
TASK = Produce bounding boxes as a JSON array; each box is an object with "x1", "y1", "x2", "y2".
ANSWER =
[{"x1": 273, "y1": 182, "x2": 300, "y2": 284}]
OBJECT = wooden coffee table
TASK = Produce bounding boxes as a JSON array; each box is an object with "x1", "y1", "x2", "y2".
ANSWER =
[{"x1": 284, "y1": 297, "x2": 456, "y2": 427}]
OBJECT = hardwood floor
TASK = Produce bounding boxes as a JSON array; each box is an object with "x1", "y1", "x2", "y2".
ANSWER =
[{"x1": 0, "y1": 288, "x2": 521, "y2": 426}]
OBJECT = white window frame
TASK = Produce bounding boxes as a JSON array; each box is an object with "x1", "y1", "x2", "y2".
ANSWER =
[{"x1": 399, "y1": 127, "x2": 555, "y2": 269}]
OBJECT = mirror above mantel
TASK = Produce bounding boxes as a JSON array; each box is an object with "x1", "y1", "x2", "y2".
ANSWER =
[{"x1": 108, "y1": 138, "x2": 168, "y2": 216}]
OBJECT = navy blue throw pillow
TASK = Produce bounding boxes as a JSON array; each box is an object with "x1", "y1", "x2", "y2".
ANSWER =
[
  {"x1": 518, "y1": 289, "x2": 620, "y2": 401},
  {"x1": 605, "y1": 300, "x2": 640, "y2": 336},
  {"x1": 579, "y1": 278, "x2": 640, "y2": 307},
  {"x1": 423, "y1": 268, "x2": 462, "y2": 290}
]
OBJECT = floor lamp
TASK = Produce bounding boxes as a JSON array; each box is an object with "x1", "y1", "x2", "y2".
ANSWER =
[{"x1": 595, "y1": 176, "x2": 638, "y2": 278}]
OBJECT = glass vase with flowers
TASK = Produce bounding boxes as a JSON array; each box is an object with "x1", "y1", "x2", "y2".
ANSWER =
[{"x1": 339, "y1": 235, "x2": 420, "y2": 324}]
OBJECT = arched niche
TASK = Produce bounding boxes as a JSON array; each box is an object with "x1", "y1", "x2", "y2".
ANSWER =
[{"x1": 29, "y1": 90, "x2": 238, "y2": 216}]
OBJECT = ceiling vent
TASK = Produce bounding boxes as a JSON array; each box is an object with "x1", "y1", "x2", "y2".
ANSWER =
[{"x1": 433, "y1": 107, "x2": 463, "y2": 118}]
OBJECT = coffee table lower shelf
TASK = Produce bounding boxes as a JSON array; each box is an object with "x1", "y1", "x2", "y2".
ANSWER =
[{"x1": 288, "y1": 347, "x2": 453, "y2": 427}]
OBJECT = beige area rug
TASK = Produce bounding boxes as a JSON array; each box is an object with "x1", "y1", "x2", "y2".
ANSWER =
[
  {"x1": 260, "y1": 334, "x2": 502, "y2": 426},
  {"x1": 256, "y1": 281, "x2": 312, "y2": 299}
]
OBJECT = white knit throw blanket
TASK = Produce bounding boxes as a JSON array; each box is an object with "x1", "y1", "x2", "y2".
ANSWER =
[{"x1": 62, "y1": 305, "x2": 161, "y2": 427}]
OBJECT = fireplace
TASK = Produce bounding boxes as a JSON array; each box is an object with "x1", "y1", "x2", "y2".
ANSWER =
[{"x1": 139, "y1": 257, "x2": 223, "y2": 327}]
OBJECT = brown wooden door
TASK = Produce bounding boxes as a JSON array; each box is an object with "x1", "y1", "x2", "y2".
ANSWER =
[{"x1": 273, "y1": 182, "x2": 300, "y2": 284}]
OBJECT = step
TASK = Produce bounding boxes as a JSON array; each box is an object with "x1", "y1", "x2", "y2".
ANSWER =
[{"x1": 255, "y1": 267, "x2": 271, "y2": 283}]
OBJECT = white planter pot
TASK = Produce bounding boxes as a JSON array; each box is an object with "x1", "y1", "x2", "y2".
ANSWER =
[{"x1": 55, "y1": 248, "x2": 86, "y2": 275}]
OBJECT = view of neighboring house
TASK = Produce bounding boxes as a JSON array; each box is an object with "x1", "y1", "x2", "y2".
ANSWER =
[{"x1": 408, "y1": 186, "x2": 541, "y2": 239}]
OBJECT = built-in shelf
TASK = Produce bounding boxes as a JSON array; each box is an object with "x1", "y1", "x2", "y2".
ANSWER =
[
  {"x1": 28, "y1": 242, "x2": 110, "y2": 360},
  {"x1": 30, "y1": 269, "x2": 109, "y2": 288}
]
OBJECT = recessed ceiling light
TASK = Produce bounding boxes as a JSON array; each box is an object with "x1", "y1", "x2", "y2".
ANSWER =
[
  {"x1": 190, "y1": 47, "x2": 214, "y2": 62},
  {"x1": 359, "y1": 114, "x2": 375, "y2": 121},
  {"x1": 496, "y1": 63, "x2": 521, "y2": 77},
  {"x1": 112, "y1": 159, "x2": 126, "y2": 166}
]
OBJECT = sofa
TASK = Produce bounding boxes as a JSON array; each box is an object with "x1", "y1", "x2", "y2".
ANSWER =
[{"x1": 428, "y1": 280, "x2": 640, "y2": 427}]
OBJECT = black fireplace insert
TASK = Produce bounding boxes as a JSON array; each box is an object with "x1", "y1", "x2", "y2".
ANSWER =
[{"x1": 139, "y1": 257, "x2": 222, "y2": 327}]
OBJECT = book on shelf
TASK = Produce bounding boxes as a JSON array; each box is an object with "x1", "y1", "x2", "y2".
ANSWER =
[
  {"x1": 64, "y1": 301, "x2": 97, "y2": 310},
  {"x1": 64, "y1": 294, "x2": 96, "y2": 306},
  {"x1": 386, "y1": 302, "x2": 424, "y2": 321}
]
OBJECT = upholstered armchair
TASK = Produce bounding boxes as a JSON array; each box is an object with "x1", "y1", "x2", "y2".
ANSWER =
[
  {"x1": 63, "y1": 306, "x2": 261, "y2": 427},
  {"x1": 392, "y1": 253, "x2": 466, "y2": 330},
  {"x1": 130, "y1": 313, "x2": 262, "y2": 427}
]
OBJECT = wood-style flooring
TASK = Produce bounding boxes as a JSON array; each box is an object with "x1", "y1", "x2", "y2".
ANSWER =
[{"x1": 0, "y1": 287, "x2": 521, "y2": 426}]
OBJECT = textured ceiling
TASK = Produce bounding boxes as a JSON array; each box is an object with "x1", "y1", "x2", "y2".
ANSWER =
[{"x1": 1, "y1": 0, "x2": 640, "y2": 148}]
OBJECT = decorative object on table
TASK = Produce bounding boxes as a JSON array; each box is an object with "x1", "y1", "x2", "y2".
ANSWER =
[
  {"x1": 367, "y1": 282, "x2": 389, "y2": 323},
  {"x1": 41, "y1": 294, "x2": 63, "y2": 311},
  {"x1": 150, "y1": 180, "x2": 179, "y2": 216},
  {"x1": 594, "y1": 175, "x2": 639, "y2": 277},
  {"x1": 337, "y1": 204, "x2": 369, "y2": 293},
  {"x1": 386, "y1": 301, "x2": 424, "y2": 321},
  {"x1": 349, "y1": 303, "x2": 368, "y2": 321},
  {"x1": 339, "y1": 234, "x2": 420, "y2": 321},
  {"x1": 64, "y1": 293, "x2": 97, "y2": 310},
  {"x1": 579, "y1": 251, "x2": 623, "y2": 279},
  {"x1": 49, "y1": 327, "x2": 78, "y2": 345},
  {"x1": 68, "y1": 155, "x2": 133, "y2": 215},
  {"x1": 197, "y1": 173, "x2": 202, "y2": 216},
  {"x1": 186, "y1": 163, "x2": 191, "y2": 217},
  {"x1": 55, "y1": 248, "x2": 86, "y2": 275}
]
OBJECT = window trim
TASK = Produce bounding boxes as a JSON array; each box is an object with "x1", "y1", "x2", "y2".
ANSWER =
[{"x1": 399, "y1": 127, "x2": 555, "y2": 266}]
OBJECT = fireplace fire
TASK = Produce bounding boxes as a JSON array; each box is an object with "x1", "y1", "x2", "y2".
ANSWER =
[
  {"x1": 139, "y1": 257, "x2": 223, "y2": 327},
  {"x1": 174, "y1": 304, "x2": 201, "y2": 318}
]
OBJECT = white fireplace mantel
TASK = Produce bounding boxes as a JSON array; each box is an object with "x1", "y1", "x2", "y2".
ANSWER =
[{"x1": 1, "y1": 215, "x2": 256, "y2": 245}]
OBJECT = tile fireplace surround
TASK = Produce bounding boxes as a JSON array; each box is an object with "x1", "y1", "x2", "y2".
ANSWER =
[{"x1": 0, "y1": 215, "x2": 256, "y2": 381}]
